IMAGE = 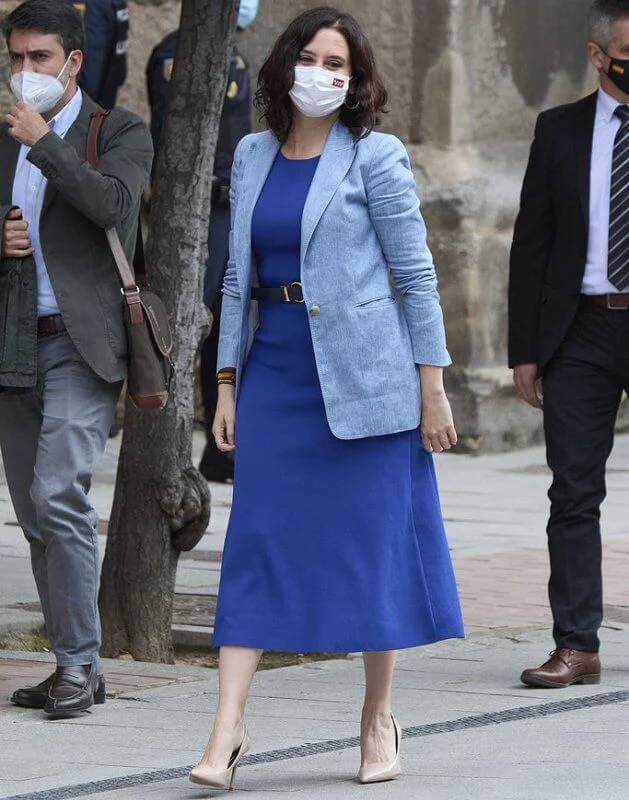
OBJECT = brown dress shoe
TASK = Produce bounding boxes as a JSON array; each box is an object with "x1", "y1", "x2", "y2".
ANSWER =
[{"x1": 520, "y1": 649, "x2": 601, "y2": 688}]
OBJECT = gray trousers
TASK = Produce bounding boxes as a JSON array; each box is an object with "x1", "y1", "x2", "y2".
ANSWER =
[{"x1": 0, "y1": 333, "x2": 121, "y2": 668}]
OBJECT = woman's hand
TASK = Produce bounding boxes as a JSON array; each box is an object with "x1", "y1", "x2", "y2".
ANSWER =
[
  {"x1": 419, "y1": 366, "x2": 457, "y2": 453},
  {"x1": 212, "y1": 384, "x2": 236, "y2": 452}
]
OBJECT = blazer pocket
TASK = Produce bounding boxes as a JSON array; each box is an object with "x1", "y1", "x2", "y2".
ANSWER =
[{"x1": 354, "y1": 295, "x2": 397, "y2": 310}]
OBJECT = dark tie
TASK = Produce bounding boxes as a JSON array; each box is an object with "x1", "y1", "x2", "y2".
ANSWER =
[{"x1": 608, "y1": 104, "x2": 629, "y2": 291}]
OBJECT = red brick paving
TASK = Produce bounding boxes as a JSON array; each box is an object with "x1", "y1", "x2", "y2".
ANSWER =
[
  {"x1": 453, "y1": 541, "x2": 629, "y2": 634},
  {"x1": 0, "y1": 659, "x2": 178, "y2": 712},
  {"x1": 2, "y1": 542, "x2": 628, "y2": 703}
]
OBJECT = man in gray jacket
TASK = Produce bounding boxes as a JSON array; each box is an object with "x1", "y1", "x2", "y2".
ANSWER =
[{"x1": 0, "y1": 0, "x2": 152, "y2": 715}]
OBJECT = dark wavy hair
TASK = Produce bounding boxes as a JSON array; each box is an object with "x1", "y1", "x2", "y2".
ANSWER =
[
  {"x1": 255, "y1": 6, "x2": 388, "y2": 143},
  {"x1": 2, "y1": 0, "x2": 84, "y2": 56}
]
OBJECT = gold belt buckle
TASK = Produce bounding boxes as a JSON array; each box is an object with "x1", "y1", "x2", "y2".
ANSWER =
[{"x1": 282, "y1": 281, "x2": 304, "y2": 303}]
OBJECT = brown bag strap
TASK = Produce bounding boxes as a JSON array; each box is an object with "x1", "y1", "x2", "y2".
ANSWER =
[
  {"x1": 86, "y1": 112, "x2": 146, "y2": 322},
  {"x1": 86, "y1": 109, "x2": 110, "y2": 168}
]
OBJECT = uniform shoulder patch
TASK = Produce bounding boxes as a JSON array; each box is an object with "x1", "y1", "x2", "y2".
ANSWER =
[
  {"x1": 235, "y1": 55, "x2": 246, "y2": 70},
  {"x1": 163, "y1": 58, "x2": 174, "y2": 82},
  {"x1": 72, "y1": 2, "x2": 86, "y2": 15},
  {"x1": 227, "y1": 80, "x2": 239, "y2": 99}
]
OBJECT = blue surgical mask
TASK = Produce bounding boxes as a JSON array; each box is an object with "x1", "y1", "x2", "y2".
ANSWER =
[{"x1": 237, "y1": 0, "x2": 258, "y2": 30}]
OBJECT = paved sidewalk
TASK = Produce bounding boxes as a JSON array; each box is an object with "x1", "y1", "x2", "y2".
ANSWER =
[
  {"x1": 1, "y1": 627, "x2": 628, "y2": 800},
  {"x1": 1, "y1": 433, "x2": 628, "y2": 799}
]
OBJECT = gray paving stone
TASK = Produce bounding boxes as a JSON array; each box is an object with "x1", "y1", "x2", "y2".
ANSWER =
[{"x1": 2, "y1": 435, "x2": 629, "y2": 799}]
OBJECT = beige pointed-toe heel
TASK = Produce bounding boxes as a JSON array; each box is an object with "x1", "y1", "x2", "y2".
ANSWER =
[
  {"x1": 189, "y1": 727, "x2": 250, "y2": 790},
  {"x1": 358, "y1": 714, "x2": 401, "y2": 784}
]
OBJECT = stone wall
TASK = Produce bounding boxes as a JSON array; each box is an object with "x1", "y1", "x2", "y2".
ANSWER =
[
  {"x1": 407, "y1": 0, "x2": 598, "y2": 450},
  {"x1": 1, "y1": 0, "x2": 624, "y2": 449}
]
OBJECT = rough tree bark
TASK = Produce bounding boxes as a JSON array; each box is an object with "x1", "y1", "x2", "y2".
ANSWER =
[{"x1": 99, "y1": 0, "x2": 239, "y2": 662}]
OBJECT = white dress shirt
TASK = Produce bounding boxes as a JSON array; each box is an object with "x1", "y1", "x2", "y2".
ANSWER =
[
  {"x1": 583, "y1": 87, "x2": 629, "y2": 294},
  {"x1": 11, "y1": 89, "x2": 83, "y2": 316}
]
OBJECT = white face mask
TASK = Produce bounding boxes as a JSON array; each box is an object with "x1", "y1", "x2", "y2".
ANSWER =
[
  {"x1": 10, "y1": 51, "x2": 74, "y2": 114},
  {"x1": 289, "y1": 66, "x2": 351, "y2": 118}
]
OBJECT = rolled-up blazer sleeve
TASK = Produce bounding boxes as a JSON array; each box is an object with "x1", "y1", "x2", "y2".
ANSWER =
[
  {"x1": 217, "y1": 138, "x2": 245, "y2": 371},
  {"x1": 366, "y1": 135, "x2": 451, "y2": 367}
]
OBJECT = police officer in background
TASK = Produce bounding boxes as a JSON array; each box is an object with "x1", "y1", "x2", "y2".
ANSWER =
[
  {"x1": 146, "y1": 0, "x2": 257, "y2": 482},
  {"x1": 74, "y1": 0, "x2": 128, "y2": 109}
]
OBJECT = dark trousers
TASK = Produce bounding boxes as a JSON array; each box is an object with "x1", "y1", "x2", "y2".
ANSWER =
[
  {"x1": 199, "y1": 308, "x2": 234, "y2": 481},
  {"x1": 542, "y1": 299, "x2": 629, "y2": 652}
]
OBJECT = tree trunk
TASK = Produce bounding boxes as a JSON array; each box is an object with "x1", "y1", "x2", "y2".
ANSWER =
[{"x1": 99, "y1": 0, "x2": 238, "y2": 662}]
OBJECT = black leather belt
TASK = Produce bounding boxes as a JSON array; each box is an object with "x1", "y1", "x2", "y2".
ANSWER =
[
  {"x1": 582, "y1": 293, "x2": 629, "y2": 309},
  {"x1": 251, "y1": 281, "x2": 304, "y2": 303},
  {"x1": 37, "y1": 314, "x2": 66, "y2": 335}
]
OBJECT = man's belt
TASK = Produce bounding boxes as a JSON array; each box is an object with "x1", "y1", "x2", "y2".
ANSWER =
[
  {"x1": 582, "y1": 293, "x2": 629, "y2": 310},
  {"x1": 37, "y1": 314, "x2": 66, "y2": 335}
]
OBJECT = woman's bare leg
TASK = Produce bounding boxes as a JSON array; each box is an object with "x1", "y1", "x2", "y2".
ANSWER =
[
  {"x1": 361, "y1": 651, "x2": 398, "y2": 766},
  {"x1": 195, "y1": 645, "x2": 262, "y2": 768}
]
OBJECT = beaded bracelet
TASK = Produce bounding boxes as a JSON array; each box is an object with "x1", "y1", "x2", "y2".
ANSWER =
[{"x1": 217, "y1": 368, "x2": 236, "y2": 386}]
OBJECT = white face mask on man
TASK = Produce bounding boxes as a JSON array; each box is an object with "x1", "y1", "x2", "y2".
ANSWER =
[
  {"x1": 289, "y1": 65, "x2": 351, "y2": 118},
  {"x1": 10, "y1": 51, "x2": 74, "y2": 114}
]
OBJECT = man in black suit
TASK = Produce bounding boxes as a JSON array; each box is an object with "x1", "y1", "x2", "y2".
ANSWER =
[{"x1": 509, "y1": 0, "x2": 629, "y2": 688}]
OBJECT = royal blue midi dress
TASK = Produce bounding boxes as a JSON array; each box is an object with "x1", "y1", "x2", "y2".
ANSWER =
[{"x1": 212, "y1": 152, "x2": 463, "y2": 653}]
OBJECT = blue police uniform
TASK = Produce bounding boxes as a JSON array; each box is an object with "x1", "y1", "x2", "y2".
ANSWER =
[{"x1": 75, "y1": 0, "x2": 128, "y2": 109}]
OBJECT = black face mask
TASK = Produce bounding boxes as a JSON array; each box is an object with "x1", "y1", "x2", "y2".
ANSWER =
[{"x1": 603, "y1": 51, "x2": 629, "y2": 95}]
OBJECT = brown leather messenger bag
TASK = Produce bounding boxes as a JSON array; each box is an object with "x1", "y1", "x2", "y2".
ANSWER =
[{"x1": 86, "y1": 111, "x2": 173, "y2": 411}]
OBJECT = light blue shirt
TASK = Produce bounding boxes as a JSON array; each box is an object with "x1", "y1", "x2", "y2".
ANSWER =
[
  {"x1": 12, "y1": 89, "x2": 83, "y2": 316},
  {"x1": 583, "y1": 87, "x2": 624, "y2": 295}
]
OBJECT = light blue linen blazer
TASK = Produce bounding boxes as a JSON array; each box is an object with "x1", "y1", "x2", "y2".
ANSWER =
[{"x1": 217, "y1": 120, "x2": 451, "y2": 440}]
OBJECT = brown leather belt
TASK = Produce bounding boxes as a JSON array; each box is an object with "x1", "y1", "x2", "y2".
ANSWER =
[
  {"x1": 582, "y1": 293, "x2": 629, "y2": 309},
  {"x1": 37, "y1": 314, "x2": 66, "y2": 336}
]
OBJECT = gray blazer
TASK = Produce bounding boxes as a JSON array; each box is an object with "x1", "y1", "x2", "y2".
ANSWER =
[
  {"x1": 0, "y1": 91, "x2": 153, "y2": 387},
  {"x1": 218, "y1": 121, "x2": 450, "y2": 440}
]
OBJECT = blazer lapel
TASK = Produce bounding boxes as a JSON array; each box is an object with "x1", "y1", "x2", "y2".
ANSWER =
[
  {"x1": 40, "y1": 92, "x2": 96, "y2": 217},
  {"x1": 0, "y1": 127, "x2": 20, "y2": 207},
  {"x1": 234, "y1": 131, "x2": 279, "y2": 289},
  {"x1": 300, "y1": 121, "x2": 356, "y2": 263},
  {"x1": 573, "y1": 92, "x2": 597, "y2": 231}
]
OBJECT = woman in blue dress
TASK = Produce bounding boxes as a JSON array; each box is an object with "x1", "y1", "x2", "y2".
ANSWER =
[{"x1": 189, "y1": 6, "x2": 464, "y2": 791}]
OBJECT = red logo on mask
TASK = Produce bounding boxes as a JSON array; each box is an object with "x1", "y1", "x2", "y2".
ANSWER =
[{"x1": 332, "y1": 77, "x2": 345, "y2": 88}]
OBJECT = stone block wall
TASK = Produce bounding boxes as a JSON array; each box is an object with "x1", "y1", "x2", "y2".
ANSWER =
[
  {"x1": 409, "y1": 0, "x2": 598, "y2": 450},
  {"x1": 408, "y1": 0, "x2": 627, "y2": 449}
]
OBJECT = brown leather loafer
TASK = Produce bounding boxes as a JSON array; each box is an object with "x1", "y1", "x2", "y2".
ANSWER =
[
  {"x1": 11, "y1": 671, "x2": 106, "y2": 710},
  {"x1": 520, "y1": 649, "x2": 601, "y2": 688}
]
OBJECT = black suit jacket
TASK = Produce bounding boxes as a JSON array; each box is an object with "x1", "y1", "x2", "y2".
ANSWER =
[{"x1": 509, "y1": 92, "x2": 597, "y2": 369}]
